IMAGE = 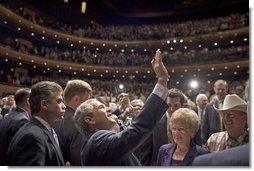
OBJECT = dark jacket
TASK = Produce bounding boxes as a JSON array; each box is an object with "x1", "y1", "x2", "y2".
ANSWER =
[
  {"x1": 7, "y1": 118, "x2": 64, "y2": 166},
  {"x1": 80, "y1": 94, "x2": 169, "y2": 166},
  {"x1": 202, "y1": 100, "x2": 223, "y2": 144},
  {"x1": 192, "y1": 143, "x2": 249, "y2": 166},
  {"x1": 53, "y1": 106, "x2": 85, "y2": 166},
  {"x1": 157, "y1": 141, "x2": 210, "y2": 166},
  {"x1": 0, "y1": 107, "x2": 29, "y2": 165}
]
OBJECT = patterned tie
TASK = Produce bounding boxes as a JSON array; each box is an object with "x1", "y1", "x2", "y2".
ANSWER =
[{"x1": 52, "y1": 128, "x2": 59, "y2": 146}]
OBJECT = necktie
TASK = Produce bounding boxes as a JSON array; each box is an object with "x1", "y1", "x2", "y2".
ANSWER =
[{"x1": 52, "y1": 128, "x2": 59, "y2": 146}]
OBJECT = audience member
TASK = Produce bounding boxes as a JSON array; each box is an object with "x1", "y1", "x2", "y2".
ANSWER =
[
  {"x1": 118, "y1": 99, "x2": 144, "y2": 126},
  {"x1": 157, "y1": 108, "x2": 209, "y2": 166},
  {"x1": 73, "y1": 49, "x2": 169, "y2": 166},
  {"x1": 138, "y1": 88, "x2": 201, "y2": 166},
  {"x1": 205, "y1": 94, "x2": 248, "y2": 151},
  {"x1": 0, "y1": 88, "x2": 31, "y2": 165},
  {"x1": 53, "y1": 79, "x2": 92, "y2": 166},
  {"x1": 192, "y1": 79, "x2": 249, "y2": 166},
  {"x1": 1, "y1": 95, "x2": 15, "y2": 116},
  {"x1": 202, "y1": 79, "x2": 228, "y2": 144},
  {"x1": 7, "y1": 81, "x2": 66, "y2": 166},
  {"x1": 192, "y1": 93, "x2": 208, "y2": 140},
  {"x1": 112, "y1": 92, "x2": 130, "y2": 117}
]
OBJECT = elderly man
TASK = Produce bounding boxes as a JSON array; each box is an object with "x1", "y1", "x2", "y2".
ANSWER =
[
  {"x1": 74, "y1": 49, "x2": 169, "y2": 166},
  {"x1": 205, "y1": 94, "x2": 248, "y2": 151}
]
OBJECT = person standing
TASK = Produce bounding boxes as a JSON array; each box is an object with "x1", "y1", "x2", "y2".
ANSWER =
[
  {"x1": 138, "y1": 88, "x2": 192, "y2": 166},
  {"x1": 7, "y1": 81, "x2": 66, "y2": 166},
  {"x1": 192, "y1": 93, "x2": 208, "y2": 143},
  {"x1": 74, "y1": 49, "x2": 169, "y2": 166},
  {"x1": 202, "y1": 79, "x2": 228, "y2": 144},
  {"x1": 0, "y1": 88, "x2": 31, "y2": 165},
  {"x1": 53, "y1": 79, "x2": 92, "y2": 166},
  {"x1": 157, "y1": 108, "x2": 209, "y2": 166}
]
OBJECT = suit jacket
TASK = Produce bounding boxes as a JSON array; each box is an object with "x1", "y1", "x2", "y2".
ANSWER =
[
  {"x1": 192, "y1": 143, "x2": 249, "y2": 166},
  {"x1": 202, "y1": 100, "x2": 222, "y2": 144},
  {"x1": 80, "y1": 94, "x2": 169, "y2": 166},
  {"x1": 53, "y1": 106, "x2": 85, "y2": 166},
  {"x1": 157, "y1": 141, "x2": 210, "y2": 166},
  {"x1": 7, "y1": 118, "x2": 64, "y2": 166},
  {"x1": 0, "y1": 107, "x2": 29, "y2": 165}
]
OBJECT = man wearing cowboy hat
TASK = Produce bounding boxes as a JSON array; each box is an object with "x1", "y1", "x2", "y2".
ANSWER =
[{"x1": 205, "y1": 94, "x2": 248, "y2": 152}]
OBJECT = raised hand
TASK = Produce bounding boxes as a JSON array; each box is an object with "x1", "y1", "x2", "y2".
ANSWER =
[{"x1": 151, "y1": 49, "x2": 169, "y2": 87}]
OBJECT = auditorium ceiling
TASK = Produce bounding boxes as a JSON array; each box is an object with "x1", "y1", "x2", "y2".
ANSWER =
[{"x1": 21, "y1": 0, "x2": 248, "y2": 25}]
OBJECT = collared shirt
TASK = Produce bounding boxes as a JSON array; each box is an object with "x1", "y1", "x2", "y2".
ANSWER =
[
  {"x1": 34, "y1": 116, "x2": 51, "y2": 133},
  {"x1": 205, "y1": 131, "x2": 249, "y2": 152}
]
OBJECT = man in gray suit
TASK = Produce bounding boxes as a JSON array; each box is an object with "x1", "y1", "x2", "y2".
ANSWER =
[
  {"x1": 0, "y1": 88, "x2": 31, "y2": 165},
  {"x1": 74, "y1": 49, "x2": 169, "y2": 166}
]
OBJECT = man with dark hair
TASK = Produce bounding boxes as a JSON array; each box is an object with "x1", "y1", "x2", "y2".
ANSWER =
[
  {"x1": 0, "y1": 88, "x2": 31, "y2": 165},
  {"x1": 7, "y1": 81, "x2": 66, "y2": 166}
]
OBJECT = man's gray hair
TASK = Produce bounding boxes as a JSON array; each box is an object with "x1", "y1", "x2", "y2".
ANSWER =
[{"x1": 74, "y1": 99, "x2": 97, "y2": 135}]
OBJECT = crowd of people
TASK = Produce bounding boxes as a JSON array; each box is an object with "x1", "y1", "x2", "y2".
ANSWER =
[
  {"x1": 0, "y1": 2, "x2": 249, "y2": 167},
  {"x1": 0, "y1": 50, "x2": 249, "y2": 166},
  {"x1": 18, "y1": 5, "x2": 248, "y2": 41}
]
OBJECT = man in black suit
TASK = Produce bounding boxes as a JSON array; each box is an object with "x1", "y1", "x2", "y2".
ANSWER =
[
  {"x1": 202, "y1": 79, "x2": 228, "y2": 144},
  {"x1": 74, "y1": 49, "x2": 169, "y2": 166},
  {"x1": 7, "y1": 81, "x2": 66, "y2": 166},
  {"x1": 53, "y1": 79, "x2": 92, "y2": 166},
  {"x1": 0, "y1": 88, "x2": 31, "y2": 165}
]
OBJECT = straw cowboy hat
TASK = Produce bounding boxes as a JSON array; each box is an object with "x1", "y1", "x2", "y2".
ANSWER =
[{"x1": 213, "y1": 94, "x2": 247, "y2": 114}]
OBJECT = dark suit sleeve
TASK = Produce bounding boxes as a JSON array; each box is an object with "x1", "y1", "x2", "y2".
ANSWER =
[
  {"x1": 91, "y1": 94, "x2": 169, "y2": 164},
  {"x1": 136, "y1": 134, "x2": 153, "y2": 166},
  {"x1": 192, "y1": 144, "x2": 249, "y2": 166},
  {"x1": 7, "y1": 132, "x2": 47, "y2": 165}
]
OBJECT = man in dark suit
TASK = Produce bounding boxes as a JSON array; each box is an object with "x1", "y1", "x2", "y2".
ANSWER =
[
  {"x1": 0, "y1": 88, "x2": 31, "y2": 165},
  {"x1": 53, "y1": 79, "x2": 92, "y2": 166},
  {"x1": 74, "y1": 49, "x2": 169, "y2": 166},
  {"x1": 7, "y1": 81, "x2": 66, "y2": 166},
  {"x1": 202, "y1": 79, "x2": 228, "y2": 144}
]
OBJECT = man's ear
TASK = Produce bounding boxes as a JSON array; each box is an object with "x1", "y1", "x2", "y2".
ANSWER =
[
  {"x1": 84, "y1": 116, "x2": 95, "y2": 124},
  {"x1": 40, "y1": 100, "x2": 48, "y2": 110}
]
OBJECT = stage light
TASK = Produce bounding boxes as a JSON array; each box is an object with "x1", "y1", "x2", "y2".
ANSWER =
[{"x1": 190, "y1": 80, "x2": 198, "y2": 89}]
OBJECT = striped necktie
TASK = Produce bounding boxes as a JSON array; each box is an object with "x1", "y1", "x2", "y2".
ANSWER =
[{"x1": 52, "y1": 128, "x2": 59, "y2": 146}]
